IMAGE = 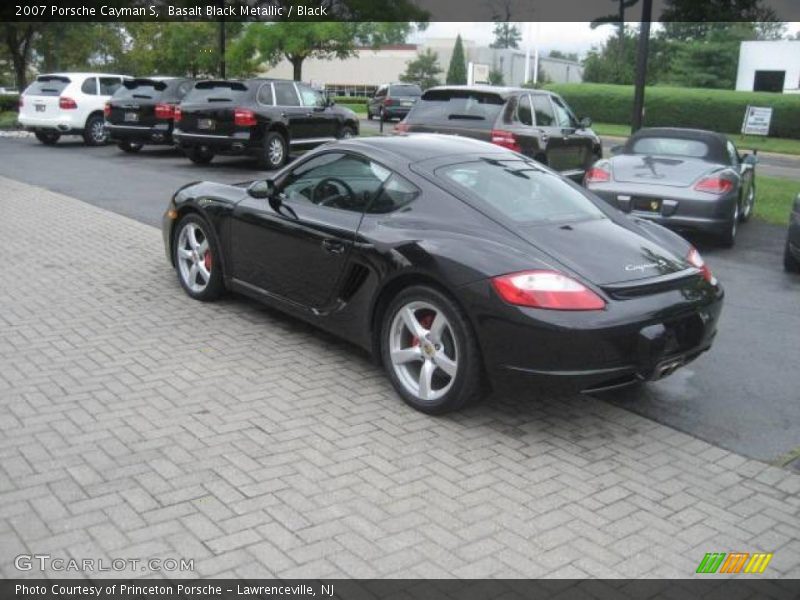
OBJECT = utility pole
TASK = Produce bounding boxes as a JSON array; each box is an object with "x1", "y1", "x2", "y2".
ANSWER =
[
  {"x1": 631, "y1": 0, "x2": 652, "y2": 132},
  {"x1": 218, "y1": 0, "x2": 226, "y2": 79}
]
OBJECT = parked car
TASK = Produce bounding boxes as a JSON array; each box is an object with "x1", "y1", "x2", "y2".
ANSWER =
[
  {"x1": 172, "y1": 78, "x2": 360, "y2": 169},
  {"x1": 162, "y1": 134, "x2": 723, "y2": 414},
  {"x1": 105, "y1": 77, "x2": 194, "y2": 153},
  {"x1": 367, "y1": 83, "x2": 422, "y2": 122},
  {"x1": 395, "y1": 85, "x2": 600, "y2": 181},
  {"x1": 585, "y1": 127, "x2": 757, "y2": 247},
  {"x1": 785, "y1": 193, "x2": 800, "y2": 273},
  {"x1": 18, "y1": 72, "x2": 127, "y2": 145}
]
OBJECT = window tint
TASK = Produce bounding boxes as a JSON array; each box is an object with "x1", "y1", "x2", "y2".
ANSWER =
[
  {"x1": 184, "y1": 81, "x2": 247, "y2": 103},
  {"x1": 281, "y1": 153, "x2": 389, "y2": 213},
  {"x1": 408, "y1": 90, "x2": 505, "y2": 130},
  {"x1": 274, "y1": 82, "x2": 300, "y2": 106},
  {"x1": 631, "y1": 137, "x2": 709, "y2": 158},
  {"x1": 99, "y1": 77, "x2": 122, "y2": 95},
  {"x1": 114, "y1": 79, "x2": 167, "y2": 100},
  {"x1": 516, "y1": 94, "x2": 533, "y2": 126},
  {"x1": 26, "y1": 76, "x2": 70, "y2": 96},
  {"x1": 81, "y1": 78, "x2": 98, "y2": 95},
  {"x1": 368, "y1": 174, "x2": 419, "y2": 214},
  {"x1": 175, "y1": 80, "x2": 194, "y2": 100},
  {"x1": 551, "y1": 96, "x2": 575, "y2": 128},
  {"x1": 388, "y1": 84, "x2": 422, "y2": 97},
  {"x1": 256, "y1": 83, "x2": 274, "y2": 106},
  {"x1": 531, "y1": 94, "x2": 555, "y2": 126},
  {"x1": 297, "y1": 84, "x2": 325, "y2": 107},
  {"x1": 437, "y1": 158, "x2": 604, "y2": 224},
  {"x1": 375, "y1": 87, "x2": 387, "y2": 98}
]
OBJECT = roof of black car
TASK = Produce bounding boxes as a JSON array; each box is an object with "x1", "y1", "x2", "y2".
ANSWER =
[
  {"x1": 335, "y1": 133, "x2": 510, "y2": 162},
  {"x1": 422, "y1": 85, "x2": 552, "y2": 99}
]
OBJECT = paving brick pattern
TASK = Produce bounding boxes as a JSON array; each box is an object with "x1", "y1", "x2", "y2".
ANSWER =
[{"x1": 1, "y1": 176, "x2": 799, "y2": 579}]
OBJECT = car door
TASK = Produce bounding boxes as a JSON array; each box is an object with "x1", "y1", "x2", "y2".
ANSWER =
[
  {"x1": 548, "y1": 94, "x2": 594, "y2": 173},
  {"x1": 273, "y1": 81, "x2": 312, "y2": 141},
  {"x1": 296, "y1": 83, "x2": 337, "y2": 139},
  {"x1": 229, "y1": 152, "x2": 388, "y2": 308}
]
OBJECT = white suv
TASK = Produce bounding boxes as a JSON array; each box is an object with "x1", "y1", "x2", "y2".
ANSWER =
[{"x1": 19, "y1": 72, "x2": 128, "y2": 145}]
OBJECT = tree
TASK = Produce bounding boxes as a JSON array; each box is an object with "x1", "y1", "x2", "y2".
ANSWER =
[
  {"x1": 487, "y1": 68, "x2": 504, "y2": 86},
  {"x1": 2, "y1": 24, "x2": 38, "y2": 90},
  {"x1": 548, "y1": 50, "x2": 579, "y2": 62},
  {"x1": 399, "y1": 48, "x2": 441, "y2": 90},
  {"x1": 582, "y1": 26, "x2": 671, "y2": 85},
  {"x1": 446, "y1": 34, "x2": 467, "y2": 85},
  {"x1": 660, "y1": 0, "x2": 781, "y2": 40},
  {"x1": 228, "y1": 22, "x2": 418, "y2": 81},
  {"x1": 490, "y1": 22, "x2": 521, "y2": 49}
]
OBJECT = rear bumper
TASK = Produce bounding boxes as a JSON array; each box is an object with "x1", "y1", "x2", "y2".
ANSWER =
[
  {"x1": 106, "y1": 122, "x2": 174, "y2": 145},
  {"x1": 19, "y1": 113, "x2": 85, "y2": 133},
  {"x1": 381, "y1": 106, "x2": 412, "y2": 119},
  {"x1": 173, "y1": 129, "x2": 255, "y2": 154}
]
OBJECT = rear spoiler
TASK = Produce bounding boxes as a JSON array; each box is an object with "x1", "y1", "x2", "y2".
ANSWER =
[
  {"x1": 195, "y1": 80, "x2": 248, "y2": 91},
  {"x1": 36, "y1": 75, "x2": 70, "y2": 83},
  {"x1": 123, "y1": 78, "x2": 169, "y2": 91}
]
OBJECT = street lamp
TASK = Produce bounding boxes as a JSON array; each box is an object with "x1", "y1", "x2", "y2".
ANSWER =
[{"x1": 631, "y1": 0, "x2": 653, "y2": 132}]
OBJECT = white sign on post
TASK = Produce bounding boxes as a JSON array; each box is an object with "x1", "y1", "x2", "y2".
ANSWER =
[
  {"x1": 468, "y1": 63, "x2": 490, "y2": 85},
  {"x1": 741, "y1": 105, "x2": 773, "y2": 136}
]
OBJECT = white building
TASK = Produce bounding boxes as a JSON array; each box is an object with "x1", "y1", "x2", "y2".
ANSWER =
[
  {"x1": 259, "y1": 38, "x2": 583, "y2": 95},
  {"x1": 735, "y1": 40, "x2": 800, "y2": 94}
]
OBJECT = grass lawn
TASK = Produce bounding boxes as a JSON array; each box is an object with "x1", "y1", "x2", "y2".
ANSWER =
[
  {"x1": 0, "y1": 111, "x2": 19, "y2": 129},
  {"x1": 341, "y1": 103, "x2": 367, "y2": 115},
  {"x1": 755, "y1": 174, "x2": 799, "y2": 225},
  {"x1": 593, "y1": 122, "x2": 800, "y2": 156}
]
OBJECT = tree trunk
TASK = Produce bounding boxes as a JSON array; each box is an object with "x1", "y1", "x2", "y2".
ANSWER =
[
  {"x1": 4, "y1": 24, "x2": 37, "y2": 91},
  {"x1": 290, "y1": 56, "x2": 303, "y2": 81}
]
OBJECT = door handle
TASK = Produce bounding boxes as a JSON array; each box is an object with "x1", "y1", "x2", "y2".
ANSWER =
[
  {"x1": 306, "y1": 112, "x2": 313, "y2": 117},
  {"x1": 322, "y1": 239, "x2": 345, "y2": 254}
]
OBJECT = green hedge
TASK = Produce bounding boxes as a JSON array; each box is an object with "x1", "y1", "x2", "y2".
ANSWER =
[
  {"x1": 0, "y1": 94, "x2": 20, "y2": 113},
  {"x1": 332, "y1": 96, "x2": 367, "y2": 104},
  {"x1": 546, "y1": 83, "x2": 800, "y2": 140}
]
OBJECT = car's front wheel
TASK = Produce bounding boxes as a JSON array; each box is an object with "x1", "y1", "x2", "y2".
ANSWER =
[
  {"x1": 118, "y1": 140, "x2": 143, "y2": 154},
  {"x1": 784, "y1": 239, "x2": 800, "y2": 273},
  {"x1": 338, "y1": 124, "x2": 356, "y2": 139},
  {"x1": 83, "y1": 114, "x2": 108, "y2": 146},
  {"x1": 258, "y1": 131, "x2": 287, "y2": 169},
  {"x1": 35, "y1": 131, "x2": 60, "y2": 145},
  {"x1": 173, "y1": 214, "x2": 224, "y2": 301},
  {"x1": 185, "y1": 145, "x2": 214, "y2": 165},
  {"x1": 381, "y1": 285, "x2": 483, "y2": 414},
  {"x1": 740, "y1": 183, "x2": 755, "y2": 222}
]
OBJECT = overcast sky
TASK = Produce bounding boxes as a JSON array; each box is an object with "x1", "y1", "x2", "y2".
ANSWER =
[{"x1": 410, "y1": 22, "x2": 800, "y2": 58}]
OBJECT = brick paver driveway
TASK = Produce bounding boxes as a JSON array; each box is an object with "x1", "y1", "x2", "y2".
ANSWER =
[{"x1": 1, "y1": 175, "x2": 799, "y2": 579}]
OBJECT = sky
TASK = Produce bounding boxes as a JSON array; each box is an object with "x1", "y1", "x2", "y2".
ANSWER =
[{"x1": 410, "y1": 22, "x2": 800, "y2": 58}]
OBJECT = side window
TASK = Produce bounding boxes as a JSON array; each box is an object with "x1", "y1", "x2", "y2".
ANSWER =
[
  {"x1": 274, "y1": 82, "x2": 300, "y2": 106},
  {"x1": 551, "y1": 96, "x2": 576, "y2": 128},
  {"x1": 297, "y1": 84, "x2": 325, "y2": 108},
  {"x1": 375, "y1": 86, "x2": 387, "y2": 98},
  {"x1": 280, "y1": 153, "x2": 389, "y2": 213},
  {"x1": 726, "y1": 141, "x2": 739, "y2": 166},
  {"x1": 81, "y1": 77, "x2": 98, "y2": 95},
  {"x1": 256, "y1": 83, "x2": 274, "y2": 106},
  {"x1": 368, "y1": 174, "x2": 419, "y2": 214},
  {"x1": 176, "y1": 81, "x2": 194, "y2": 100},
  {"x1": 99, "y1": 77, "x2": 122, "y2": 95},
  {"x1": 531, "y1": 94, "x2": 555, "y2": 126},
  {"x1": 516, "y1": 94, "x2": 533, "y2": 126}
]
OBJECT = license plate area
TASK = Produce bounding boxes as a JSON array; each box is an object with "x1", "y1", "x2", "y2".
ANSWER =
[
  {"x1": 633, "y1": 197, "x2": 662, "y2": 213},
  {"x1": 124, "y1": 112, "x2": 139, "y2": 122},
  {"x1": 35, "y1": 104, "x2": 46, "y2": 112},
  {"x1": 197, "y1": 118, "x2": 215, "y2": 130}
]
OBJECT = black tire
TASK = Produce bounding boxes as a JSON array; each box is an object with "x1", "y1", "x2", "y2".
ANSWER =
[
  {"x1": 35, "y1": 131, "x2": 60, "y2": 145},
  {"x1": 784, "y1": 239, "x2": 800, "y2": 273},
  {"x1": 83, "y1": 114, "x2": 108, "y2": 146},
  {"x1": 258, "y1": 130, "x2": 288, "y2": 170},
  {"x1": 118, "y1": 140, "x2": 143, "y2": 154},
  {"x1": 338, "y1": 124, "x2": 357, "y2": 139},
  {"x1": 719, "y1": 202, "x2": 739, "y2": 248},
  {"x1": 740, "y1": 182, "x2": 755, "y2": 223},
  {"x1": 172, "y1": 214, "x2": 225, "y2": 302},
  {"x1": 185, "y1": 145, "x2": 214, "y2": 165},
  {"x1": 380, "y1": 285, "x2": 483, "y2": 414},
  {"x1": 380, "y1": 107, "x2": 387, "y2": 123}
]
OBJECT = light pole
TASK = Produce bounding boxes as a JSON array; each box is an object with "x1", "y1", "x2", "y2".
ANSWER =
[{"x1": 631, "y1": 0, "x2": 652, "y2": 132}]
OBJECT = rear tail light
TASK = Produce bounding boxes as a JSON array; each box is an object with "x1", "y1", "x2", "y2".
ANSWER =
[
  {"x1": 234, "y1": 107, "x2": 257, "y2": 127},
  {"x1": 59, "y1": 97, "x2": 77, "y2": 110},
  {"x1": 490, "y1": 129, "x2": 521, "y2": 152},
  {"x1": 384, "y1": 98, "x2": 394, "y2": 106},
  {"x1": 394, "y1": 120, "x2": 409, "y2": 134},
  {"x1": 687, "y1": 247, "x2": 716, "y2": 285},
  {"x1": 492, "y1": 270, "x2": 606, "y2": 311},
  {"x1": 154, "y1": 103, "x2": 175, "y2": 120},
  {"x1": 694, "y1": 176, "x2": 734, "y2": 195},
  {"x1": 103, "y1": 102, "x2": 111, "y2": 118},
  {"x1": 585, "y1": 166, "x2": 611, "y2": 183},
  {"x1": 173, "y1": 106, "x2": 182, "y2": 123}
]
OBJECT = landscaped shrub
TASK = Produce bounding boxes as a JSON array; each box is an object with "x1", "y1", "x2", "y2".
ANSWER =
[
  {"x1": 0, "y1": 94, "x2": 20, "y2": 113},
  {"x1": 332, "y1": 96, "x2": 367, "y2": 105}
]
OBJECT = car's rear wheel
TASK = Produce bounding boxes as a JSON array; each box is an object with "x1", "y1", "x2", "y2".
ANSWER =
[
  {"x1": 173, "y1": 214, "x2": 224, "y2": 301},
  {"x1": 720, "y1": 202, "x2": 739, "y2": 248},
  {"x1": 185, "y1": 145, "x2": 214, "y2": 165},
  {"x1": 35, "y1": 131, "x2": 60, "y2": 145},
  {"x1": 118, "y1": 140, "x2": 143, "y2": 154},
  {"x1": 740, "y1": 183, "x2": 755, "y2": 222},
  {"x1": 83, "y1": 114, "x2": 108, "y2": 146},
  {"x1": 784, "y1": 239, "x2": 800, "y2": 273},
  {"x1": 258, "y1": 131, "x2": 287, "y2": 170},
  {"x1": 338, "y1": 124, "x2": 356, "y2": 139},
  {"x1": 381, "y1": 285, "x2": 482, "y2": 414}
]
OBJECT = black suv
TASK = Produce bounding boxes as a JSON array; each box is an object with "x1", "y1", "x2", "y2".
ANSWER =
[
  {"x1": 396, "y1": 85, "x2": 601, "y2": 180},
  {"x1": 173, "y1": 78, "x2": 360, "y2": 169},
  {"x1": 105, "y1": 77, "x2": 194, "y2": 153},
  {"x1": 367, "y1": 83, "x2": 422, "y2": 122}
]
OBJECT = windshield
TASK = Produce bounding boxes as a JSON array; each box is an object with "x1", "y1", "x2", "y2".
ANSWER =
[
  {"x1": 389, "y1": 84, "x2": 421, "y2": 97},
  {"x1": 408, "y1": 90, "x2": 504, "y2": 128},
  {"x1": 630, "y1": 137, "x2": 710, "y2": 159},
  {"x1": 184, "y1": 82, "x2": 247, "y2": 103},
  {"x1": 25, "y1": 76, "x2": 70, "y2": 96},
  {"x1": 437, "y1": 158, "x2": 605, "y2": 224},
  {"x1": 114, "y1": 80, "x2": 168, "y2": 100}
]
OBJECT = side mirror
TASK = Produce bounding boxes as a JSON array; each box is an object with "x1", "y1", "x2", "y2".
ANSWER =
[
  {"x1": 742, "y1": 153, "x2": 758, "y2": 166},
  {"x1": 247, "y1": 179, "x2": 273, "y2": 199},
  {"x1": 610, "y1": 144, "x2": 623, "y2": 156},
  {"x1": 578, "y1": 116, "x2": 592, "y2": 129}
]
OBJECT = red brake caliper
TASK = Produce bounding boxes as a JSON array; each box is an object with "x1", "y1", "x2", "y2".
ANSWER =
[
  {"x1": 410, "y1": 312, "x2": 435, "y2": 347},
  {"x1": 203, "y1": 250, "x2": 212, "y2": 271}
]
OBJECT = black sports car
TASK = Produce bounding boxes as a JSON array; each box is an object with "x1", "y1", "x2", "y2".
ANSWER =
[
  {"x1": 585, "y1": 128, "x2": 757, "y2": 247},
  {"x1": 162, "y1": 135, "x2": 723, "y2": 414},
  {"x1": 785, "y1": 193, "x2": 800, "y2": 273}
]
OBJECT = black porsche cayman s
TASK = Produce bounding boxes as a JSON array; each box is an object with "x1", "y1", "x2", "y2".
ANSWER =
[{"x1": 163, "y1": 134, "x2": 723, "y2": 413}]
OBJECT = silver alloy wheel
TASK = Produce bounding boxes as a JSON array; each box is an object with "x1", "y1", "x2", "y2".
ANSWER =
[
  {"x1": 731, "y1": 203, "x2": 739, "y2": 238},
  {"x1": 268, "y1": 137, "x2": 284, "y2": 166},
  {"x1": 176, "y1": 222, "x2": 212, "y2": 294},
  {"x1": 91, "y1": 119, "x2": 107, "y2": 143},
  {"x1": 389, "y1": 300, "x2": 458, "y2": 402},
  {"x1": 743, "y1": 186, "x2": 754, "y2": 218},
  {"x1": 341, "y1": 128, "x2": 354, "y2": 139}
]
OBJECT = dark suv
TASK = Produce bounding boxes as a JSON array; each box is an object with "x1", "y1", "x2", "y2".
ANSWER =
[
  {"x1": 396, "y1": 85, "x2": 601, "y2": 180},
  {"x1": 173, "y1": 78, "x2": 360, "y2": 169},
  {"x1": 105, "y1": 77, "x2": 194, "y2": 153},
  {"x1": 367, "y1": 83, "x2": 422, "y2": 122}
]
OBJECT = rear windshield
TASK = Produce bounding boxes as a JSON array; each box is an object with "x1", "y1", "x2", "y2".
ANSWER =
[
  {"x1": 407, "y1": 89, "x2": 505, "y2": 129},
  {"x1": 630, "y1": 137, "x2": 709, "y2": 158},
  {"x1": 389, "y1": 84, "x2": 421, "y2": 97},
  {"x1": 437, "y1": 158, "x2": 605, "y2": 224},
  {"x1": 25, "y1": 76, "x2": 70, "y2": 96},
  {"x1": 113, "y1": 79, "x2": 168, "y2": 100},
  {"x1": 183, "y1": 81, "x2": 248, "y2": 103}
]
